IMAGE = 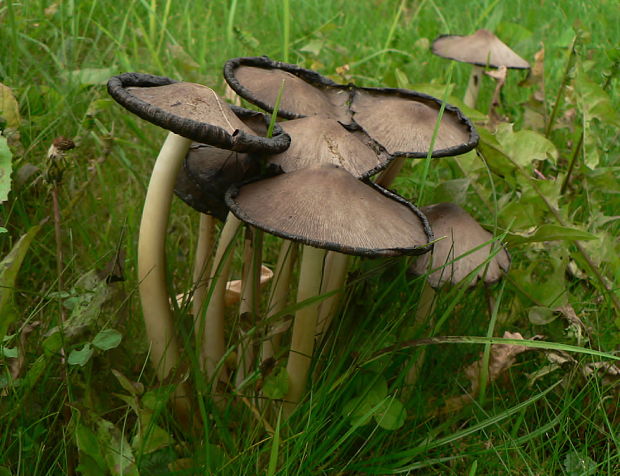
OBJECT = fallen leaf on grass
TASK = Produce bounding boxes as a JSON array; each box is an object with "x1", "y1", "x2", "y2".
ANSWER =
[
  {"x1": 439, "y1": 332, "x2": 539, "y2": 414},
  {"x1": 466, "y1": 331, "x2": 537, "y2": 395}
]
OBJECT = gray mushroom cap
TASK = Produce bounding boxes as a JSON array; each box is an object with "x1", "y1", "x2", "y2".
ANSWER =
[
  {"x1": 233, "y1": 66, "x2": 350, "y2": 122},
  {"x1": 226, "y1": 165, "x2": 434, "y2": 257},
  {"x1": 350, "y1": 88, "x2": 478, "y2": 158},
  {"x1": 410, "y1": 202, "x2": 510, "y2": 287},
  {"x1": 431, "y1": 29, "x2": 530, "y2": 69},
  {"x1": 107, "y1": 73, "x2": 290, "y2": 153},
  {"x1": 224, "y1": 56, "x2": 351, "y2": 121},
  {"x1": 224, "y1": 57, "x2": 479, "y2": 159},
  {"x1": 266, "y1": 116, "x2": 392, "y2": 178}
]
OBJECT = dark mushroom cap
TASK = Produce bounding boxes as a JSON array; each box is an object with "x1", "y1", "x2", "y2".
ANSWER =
[
  {"x1": 224, "y1": 56, "x2": 351, "y2": 121},
  {"x1": 410, "y1": 202, "x2": 510, "y2": 288},
  {"x1": 350, "y1": 88, "x2": 479, "y2": 158},
  {"x1": 174, "y1": 143, "x2": 260, "y2": 221},
  {"x1": 226, "y1": 165, "x2": 434, "y2": 257},
  {"x1": 107, "y1": 72, "x2": 290, "y2": 153},
  {"x1": 266, "y1": 116, "x2": 393, "y2": 178},
  {"x1": 431, "y1": 29, "x2": 530, "y2": 69}
]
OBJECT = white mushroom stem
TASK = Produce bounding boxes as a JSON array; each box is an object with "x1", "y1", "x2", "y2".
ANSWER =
[
  {"x1": 464, "y1": 65, "x2": 484, "y2": 109},
  {"x1": 375, "y1": 156, "x2": 406, "y2": 188},
  {"x1": 315, "y1": 251, "x2": 351, "y2": 342},
  {"x1": 138, "y1": 131, "x2": 192, "y2": 418},
  {"x1": 198, "y1": 212, "x2": 241, "y2": 381},
  {"x1": 404, "y1": 282, "x2": 436, "y2": 387},
  {"x1": 191, "y1": 213, "x2": 216, "y2": 320},
  {"x1": 262, "y1": 240, "x2": 297, "y2": 363},
  {"x1": 235, "y1": 227, "x2": 263, "y2": 389},
  {"x1": 284, "y1": 246, "x2": 327, "y2": 413}
]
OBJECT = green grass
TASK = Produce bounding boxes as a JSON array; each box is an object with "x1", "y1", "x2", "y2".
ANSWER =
[{"x1": 1, "y1": 0, "x2": 619, "y2": 474}]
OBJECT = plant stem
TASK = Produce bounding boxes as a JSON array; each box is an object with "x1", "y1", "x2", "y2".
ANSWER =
[
  {"x1": 559, "y1": 130, "x2": 584, "y2": 195},
  {"x1": 544, "y1": 36, "x2": 577, "y2": 138},
  {"x1": 478, "y1": 281, "x2": 504, "y2": 406}
]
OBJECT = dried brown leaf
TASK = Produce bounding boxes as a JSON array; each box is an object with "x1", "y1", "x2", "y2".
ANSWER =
[
  {"x1": 225, "y1": 264, "x2": 273, "y2": 306},
  {"x1": 466, "y1": 331, "x2": 537, "y2": 395}
]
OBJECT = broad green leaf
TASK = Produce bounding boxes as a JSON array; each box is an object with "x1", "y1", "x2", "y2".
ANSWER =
[
  {"x1": 96, "y1": 417, "x2": 140, "y2": 475},
  {"x1": 0, "y1": 224, "x2": 42, "y2": 342},
  {"x1": 528, "y1": 306, "x2": 558, "y2": 325},
  {"x1": 112, "y1": 369, "x2": 144, "y2": 396},
  {"x1": 76, "y1": 455, "x2": 108, "y2": 476},
  {"x1": 575, "y1": 67, "x2": 620, "y2": 128},
  {"x1": 343, "y1": 376, "x2": 389, "y2": 427},
  {"x1": 61, "y1": 67, "x2": 117, "y2": 86},
  {"x1": 374, "y1": 397, "x2": 406, "y2": 430},
  {"x1": 573, "y1": 65, "x2": 619, "y2": 169},
  {"x1": 495, "y1": 123, "x2": 558, "y2": 167},
  {"x1": 42, "y1": 332, "x2": 63, "y2": 355},
  {"x1": 0, "y1": 467, "x2": 12, "y2": 476},
  {"x1": 92, "y1": 328, "x2": 122, "y2": 351},
  {"x1": 564, "y1": 451, "x2": 597, "y2": 476},
  {"x1": 263, "y1": 367, "x2": 289, "y2": 400},
  {"x1": 47, "y1": 270, "x2": 111, "y2": 340},
  {"x1": 0, "y1": 82, "x2": 21, "y2": 128},
  {"x1": 76, "y1": 423, "x2": 107, "y2": 470},
  {"x1": 142, "y1": 386, "x2": 173, "y2": 413},
  {"x1": 342, "y1": 395, "x2": 374, "y2": 427},
  {"x1": 1, "y1": 346, "x2": 17, "y2": 358},
  {"x1": 431, "y1": 178, "x2": 470, "y2": 205},
  {"x1": 20, "y1": 355, "x2": 46, "y2": 391},
  {"x1": 511, "y1": 247, "x2": 568, "y2": 307},
  {"x1": 233, "y1": 27, "x2": 260, "y2": 50},
  {"x1": 300, "y1": 38, "x2": 325, "y2": 56},
  {"x1": 68, "y1": 343, "x2": 94, "y2": 366},
  {"x1": 506, "y1": 224, "x2": 598, "y2": 245},
  {"x1": 0, "y1": 136, "x2": 12, "y2": 203},
  {"x1": 132, "y1": 412, "x2": 173, "y2": 454},
  {"x1": 168, "y1": 45, "x2": 200, "y2": 74}
]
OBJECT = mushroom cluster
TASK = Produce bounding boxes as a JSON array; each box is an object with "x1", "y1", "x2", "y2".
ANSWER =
[{"x1": 107, "y1": 54, "x2": 508, "y2": 416}]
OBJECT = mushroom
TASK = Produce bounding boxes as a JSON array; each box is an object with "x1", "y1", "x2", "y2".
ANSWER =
[
  {"x1": 410, "y1": 202, "x2": 510, "y2": 287},
  {"x1": 226, "y1": 165, "x2": 434, "y2": 411},
  {"x1": 265, "y1": 116, "x2": 393, "y2": 178},
  {"x1": 349, "y1": 87, "x2": 479, "y2": 188},
  {"x1": 406, "y1": 202, "x2": 510, "y2": 387},
  {"x1": 107, "y1": 73, "x2": 290, "y2": 413},
  {"x1": 223, "y1": 56, "x2": 351, "y2": 122},
  {"x1": 431, "y1": 29, "x2": 530, "y2": 109},
  {"x1": 174, "y1": 142, "x2": 260, "y2": 363},
  {"x1": 224, "y1": 56, "x2": 479, "y2": 161},
  {"x1": 224, "y1": 57, "x2": 479, "y2": 345}
]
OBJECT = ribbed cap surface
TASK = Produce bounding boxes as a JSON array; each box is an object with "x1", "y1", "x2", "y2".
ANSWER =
[
  {"x1": 226, "y1": 166, "x2": 433, "y2": 257},
  {"x1": 432, "y1": 29, "x2": 530, "y2": 69},
  {"x1": 410, "y1": 202, "x2": 510, "y2": 287}
]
